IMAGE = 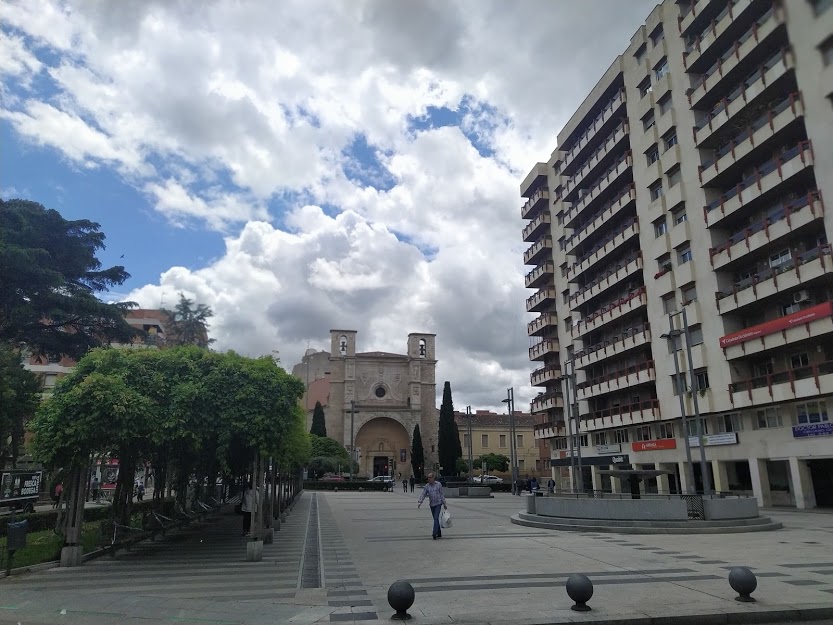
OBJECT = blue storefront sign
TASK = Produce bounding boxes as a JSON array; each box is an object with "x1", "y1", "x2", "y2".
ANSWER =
[{"x1": 792, "y1": 423, "x2": 833, "y2": 438}]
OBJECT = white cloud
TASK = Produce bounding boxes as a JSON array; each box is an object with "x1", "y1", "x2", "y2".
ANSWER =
[{"x1": 1, "y1": 0, "x2": 657, "y2": 409}]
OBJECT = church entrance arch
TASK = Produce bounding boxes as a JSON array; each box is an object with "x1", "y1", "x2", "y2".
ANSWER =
[{"x1": 355, "y1": 417, "x2": 410, "y2": 479}]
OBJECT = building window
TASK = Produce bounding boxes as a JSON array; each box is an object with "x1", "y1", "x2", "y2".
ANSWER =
[
  {"x1": 613, "y1": 429, "x2": 629, "y2": 444},
  {"x1": 574, "y1": 434, "x2": 589, "y2": 448},
  {"x1": 42, "y1": 373, "x2": 58, "y2": 389},
  {"x1": 756, "y1": 408, "x2": 783, "y2": 429},
  {"x1": 821, "y1": 37, "x2": 833, "y2": 65},
  {"x1": 686, "y1": 418, "x2": 709, "y2": 437},
  {"x1": 634, "y1": 43, "x2": 647, "y2": 62},
  {"x1": 654, "y1": 218, "x2": 668, "y2": 237},
  {"x1": 464, "y1": 434, "x2": 469, "y2": 447},
  {"x1": 654, "y1": 58, "x2": 669, "y2": 81},
  {"x1": 714, "y1": 412, "x2": 742, "y2": 433},
  {"x1": 790, "y1": 353, "x2": 810, "y2": 369},
  {"x1": 642, "y1": 111, "x2": 655, "y2": 132},
  {"x1": 650, "y1": 25, "x2": 664, "y2": 46},
  {"x1": 695, "y1": 370, "x2": 710, "y2": 391},
  {"x1": 672, "y1": 373, "x2": 688, "y2": 394},
  {"x1": 481, "y1": 434, "x2": 489, "y2": 448},
  {"x1": 662, "y1": 294, "x2": 678, "y2": 315},
  {"x1": 636, "y1": 425, "x2": 652, "y2": 441},
  {"x1": 769, "y1": 248, "x2": 792, "y2": 268},
  {"x1": 678, "y1": 246, "x2": 692, "y2": 264},
  {"x1": 375, "y1": 386, "x2": 387, "y2": 398},
  {"x1": 813, "y1": 0, "x2": 833, "y2": 15},
  {"x1": 782, "y1": 302, "x2": 802, "y2": 316},
  {"x1": 681, "y1": 283, "x2": 697, "y2": 305},
  {"x1": 672, "y1": 205, "x2": 688, "y2": 224},
  {"x1": 518, "y1": 459, "x2": 525, "y2": 469},
  {"x1": 663, "y1": 129, "x2": 678, "y2": 151},
  {"x1": 499, "y1": 434, "x2": 506, "y2": 448},
  {"x1": 649, "y1": 180, "x2": 663, "y2": 201},
  {"x1": 688, "y1": 324, "x2": 704, "y2": 346},
  {"x1": 658, "y1": 93, "x2": 673, "y2": 115},
  {"x1": 516, "y1": 434, "x2": 524, "y2": 448},
  {"x1": 656, "y1": 422, "x2": 674, "y2": 439},
  {"x1": 554, "y1": 437, "x2": 568, "y2": 451},
  {"x1": 593, "y1": 432, "x2": 608, "y2": 446},
  {"x1": 796, "y1": 400, "x2": 828, "y2": 424},
  {"x1": 667, "y1": 165, "x2": 682, "y2": 187},
  {"x1": 639, "y1": 77, "x2": 653, "y2": 99},
  {"x1": 646, "y1": 145, "x2": 660, "y2": 165}
]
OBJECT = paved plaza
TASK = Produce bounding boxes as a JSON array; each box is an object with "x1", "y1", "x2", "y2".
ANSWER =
[{"x1": 1, "y1": 492, "x2": 833, "y2": 624}]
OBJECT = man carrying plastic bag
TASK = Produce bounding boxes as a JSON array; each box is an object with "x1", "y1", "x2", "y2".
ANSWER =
[{"x1": 417, "y1": 472, "x2": 448, "y2": 539}]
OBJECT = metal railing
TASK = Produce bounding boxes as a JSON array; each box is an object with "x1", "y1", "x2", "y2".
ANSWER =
[
  {"x1": 562, "y1": 91, "x2": 626, "y2": 166},
  {"x1": 570, "y1": 252, "x2": 642, "y2": 302},
  {"x1": 576, "y1": 359, "x2": 654, "y2": 391},
  {"x1": 564, "y1": 184, "x2": 635, "y2": 250},
  {"x1": 565, "y1": 121, "x2": 629, "y2": 193},
  {"x1": 570, "y1": 219, "x2": 639, "y2": 270},
  {"x1": 586, "y1": 398, "x2": 659, "y2": 421},
  {"x1": 729, "y1": 358, "x2": 833, "y2": 396},
  {"x1": 574, "y1": 324, "x2": 651, "y2": 362},
  {"x1": 577, "y1": 286, "x2": 647, "y2": 329},
  {"x1": 564, "y1": 152, "x2": 633, "y2": 224}
]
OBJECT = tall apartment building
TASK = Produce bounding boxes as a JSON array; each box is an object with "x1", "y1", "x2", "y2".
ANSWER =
[{"x1": 522, "y1": 0, "x2": 833, "y2": 509}]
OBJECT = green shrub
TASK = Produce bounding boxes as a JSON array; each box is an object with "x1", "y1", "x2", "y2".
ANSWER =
[{"x1": 303, "y1": 481, "x2": 389, "y2": 491}]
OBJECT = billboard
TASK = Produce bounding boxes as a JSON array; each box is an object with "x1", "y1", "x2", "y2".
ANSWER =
[{"x1": 719, "y1": 302, "x2": 833, "y2": 348}]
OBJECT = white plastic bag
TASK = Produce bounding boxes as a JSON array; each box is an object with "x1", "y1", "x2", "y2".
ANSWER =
[{"x1": 439, "y1": 507, "x2": 452, "y2": 529}]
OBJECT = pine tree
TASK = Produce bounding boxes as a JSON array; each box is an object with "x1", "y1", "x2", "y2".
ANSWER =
[
  {"x1": 411, "y1": 424, "x2": 425, "y2": 481},
  {"x1": 437, "y1": 381, "x2": 459, "y2": 477},
  {"x1": 310, "y1": 401, "x2": 327, "y2": 437},
  {"x1": 162, "y1": 293, "x2": 215, "y2": 348}
]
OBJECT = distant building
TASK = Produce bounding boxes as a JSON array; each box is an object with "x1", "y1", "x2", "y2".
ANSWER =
[
  {"x1": 454, "y1": 410, "x2": 547, "y2": 478},
  {"x1": 291, "y1": 348, "x2": 332, "y2": 412}
]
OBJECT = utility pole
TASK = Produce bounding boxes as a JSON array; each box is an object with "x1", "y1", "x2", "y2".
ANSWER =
[
  {"x1": 682, "y1": 306, "x2": 713, "y2": 496},
  {"x1": 349, "y1": 400, "x2": 360, "y2": 480},
  {"x1": 564, "y1": 364, "x2": 577, "y2": 492},
  {"x1": 466, "y1": 405, "x2": 473, "y2": 482},
  {"x1": 508, "y1": 388, "x2": 518, "y2": 493},
  {"x1": 570, "y1": 361, "x2": 584, "y2": 493}
]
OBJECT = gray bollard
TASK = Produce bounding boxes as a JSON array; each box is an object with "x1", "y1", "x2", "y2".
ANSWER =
[
  {"x1": 566, "y1": 574, "x2": 593, "y2": 612},
  {"x1": 388, "y1": 580, "x2": 415, "y2": 621},
  {"x1": 728, "y1": 567, "x2": 757, "y2": 602}
]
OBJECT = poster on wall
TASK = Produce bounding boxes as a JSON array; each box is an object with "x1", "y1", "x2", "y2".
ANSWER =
[{"x1": 400, "y1": 448, "x2": 406, "y2": 463}]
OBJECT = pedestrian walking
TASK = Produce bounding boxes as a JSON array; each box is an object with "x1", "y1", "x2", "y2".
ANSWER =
[
  {"x1": 90, "y1": 476, "x2": 100, "y2": 502},
  {"x1": 547, "y1": 477, "x2": 555, "y2": 494},
  {"x1": 409, "y1": 476, "x2": 415, "y2": 492},
  {"x1": 137, "y1": 482, "x2": 145, "y2": 501},
  {"x1": 530, "y1": 476, "x2": 539, "y2": 492},
  {"x1": 402, "y1": 478, "x2": 408, "y2": 493},
  {"x1": 241, "y1": 482, "x2": 253, "y2": 536},
  {"x1": 52, "y1": 483, "x2": 63, "y2": 508},
  {"x1": 417, "y1": 472, "x2": 447, "y2": 539}
]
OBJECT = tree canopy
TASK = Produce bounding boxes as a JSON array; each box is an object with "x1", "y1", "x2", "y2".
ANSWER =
[
  {"x1": 411, "y1": 424, "x2": 425, "y2": 481},
  {"x1": 0, "y1": 342, "x2": 40, "y2": 469},
  {"x1": 476, "y1": 453, "x2": 510, "y2": 473},
  {"x1": 437, "y1": 381, "x2": 459, "y2": 476},
  {"x1": 310, "y1": 401, "x2": 327, "y2": 437},
  {"x1": 162, "y1": 293, "x2": 215, "y2": 348},
  {"x1": 0, "y1": 199, "x2": 137, "y2": 358}
]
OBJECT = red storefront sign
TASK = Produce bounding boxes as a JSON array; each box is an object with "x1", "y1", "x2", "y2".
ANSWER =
[
  {"x1": 719, "y1": 302, "x2": 833, "y2": 348},
  {"x1": 632, "y1": 439, "x2": 677, "y2": 452}
]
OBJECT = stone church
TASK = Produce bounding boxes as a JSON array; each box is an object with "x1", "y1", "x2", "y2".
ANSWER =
[{"x1": 325, "y1": 330, "x2": 438, "y2": 479}]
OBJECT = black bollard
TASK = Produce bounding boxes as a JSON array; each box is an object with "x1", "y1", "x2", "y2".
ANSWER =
[
  {"x1": 728, "y1": 567, "x2": 757, "y2": 602},
  {"x1": 388, "y1": 580, "x2": 416, "y2": 621},
  {"x1": 566, "y1": 574, "x2": 593, "y2": 612}
]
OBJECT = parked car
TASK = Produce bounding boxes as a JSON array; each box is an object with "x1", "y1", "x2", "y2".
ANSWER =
[
  {"x1": 473, "y1": 475, "x2": 503, "y2": 484},
  {"x1": 368, "y1": 475, "x2": 394, "y2": 483},
  {"x1": 321, "y1": 473, "x2": 345, "y2": 481}
]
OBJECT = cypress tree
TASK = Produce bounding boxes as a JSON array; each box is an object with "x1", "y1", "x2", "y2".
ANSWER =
[
  {"x1": 437, "y1": 381, "x2": 459, "y2": 477},
  {"x1": 310, "y1": 401, "x2": 327, "y2": 437},
  {"x1": 411, "y1": 424, "x2": 425, "y2": 481}
]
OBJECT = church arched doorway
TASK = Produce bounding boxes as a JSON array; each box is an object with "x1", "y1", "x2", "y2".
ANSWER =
[{"x1": 354, "y1": 417, "x2": 411, "y2": 478}]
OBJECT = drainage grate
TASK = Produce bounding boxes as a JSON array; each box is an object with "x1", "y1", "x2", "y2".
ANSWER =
[{"x1": 300, "y1": 493, "x2": 321, "y2": 588}]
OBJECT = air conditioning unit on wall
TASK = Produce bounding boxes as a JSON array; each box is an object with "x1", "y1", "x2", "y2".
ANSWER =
[{"x1": 794, "y1": 290, "x2": 810, "y2": 304}]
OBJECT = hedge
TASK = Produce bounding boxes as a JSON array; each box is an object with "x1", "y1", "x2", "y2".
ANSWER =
[{"x1": 303, "y1": 481, "x2": 389, "y2": 491}]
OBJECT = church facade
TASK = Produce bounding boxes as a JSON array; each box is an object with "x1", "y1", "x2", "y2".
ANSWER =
[{"x1": 326, "y1": 330, "x2": 438, "y2": 479}]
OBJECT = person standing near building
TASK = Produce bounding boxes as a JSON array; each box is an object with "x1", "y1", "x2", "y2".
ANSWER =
[
  {"x1": 547, "y1": 477, "x2": 555, "y2": 494},
  {"x1": 402, "y1": 477, "x2": 408, "y2": 493},
  {"x1": 417, "y1": 472, "x2": 447, "y2": 539},
  {"x1": 409, "y1": 475, "x2": 415, "y2": 492},
  {"x1": 241, "y1": 482, "x2": 253, "y2": 536},
  {"x1": 90, "y1": 476, "x2": 100, "y2": 503}
]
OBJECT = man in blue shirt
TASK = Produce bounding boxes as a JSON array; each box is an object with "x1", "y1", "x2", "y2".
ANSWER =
[{"x1": 417, "y1": 472, "x2": 447, "y2": 539}]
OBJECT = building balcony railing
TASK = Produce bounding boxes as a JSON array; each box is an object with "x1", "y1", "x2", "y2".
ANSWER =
[
  {"x1": 562, "y1": 91, "x2": 627, "y2": 173},
  {"x1": 704, "y1": 140, "x2": 814, "y2": 227},
  {"x1": 531, "y1": 391, "x2": 565, "y2": 414},
  {"x1": 528, "y1": 312, "x2": 557, "y2": 337},
  {"x1": 530, "y1": 338, "x2": 559, "y2": 361},
  {"x1": 574, "y1": 324, "x2": 651, "y2": 369},
  {"x1": 728, "y1": 359, "x2": 833, "y2": 408},
  {"x1": 716, "y1": 244, "x2": 833, "y2": 313},
  {"x1": 531, "y1": 364, "x2": 562, "y2": 387},
  {"x1": 563, "y1": 121, "x2": 630, "y2": 201},
  {"x1": 527, "y1": 286, "x2": 557, "y2": 313},
  {"x1": 709, "y1": 191, "x2": 823, "y2": 270},
  {"x1": 683, "y1": 0, "x2": 761, "y2": 72},
  {"x1": 678, "y1": 0, "x2": 712, "y2": 37},
  {"x1": 583, "y1": 398, "x2": 660, "y2": 425},
  {"x1": 576, "y1": 287, "x2": 648, "y2": 336},
  {"x1": 522, "y1": 212, "x2": 552, "y2": 243},
  {"x1": 699, "y1": 92, "x2": 802, "y2": 178},
  {"x1": 534, "y1": 419, "x2": 566, "y2": 440},
  {"x1": 521, "y1": 188, "x2": 550, "y2": 220},
  {"x1": 523, "y1": 235, "x2": 553, "y2": 266},
  {"x1": 693, "y1": 46, "x2": 791, "y2": 142},
  {"x1": 563, "y1": 152, "x2": 633, "y2": 229},
  {"x1": 688, "y1": 6, "x2": 781, "y2": 109},
  {"x1": 576, "y1": 360, "x2": 656, "y2": 402},
  {"x1": 570, "y1": 252, "x2": 642, "y2": 310},
  {"x1": 564, "y1": 184, "x2": 636, "y2": 256},
  {"x1": 525, "y1": 261, "x2": 555, "y2": 289},
  {"x1": 567, "y1": 219, "x2": 639, "y2": 281}
]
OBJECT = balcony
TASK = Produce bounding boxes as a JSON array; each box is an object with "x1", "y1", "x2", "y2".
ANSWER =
[
  {"x1": 576, "y1": 287, "x2": 648, "y2": 336},
  {"x1": 534, "y1": 419, "x2": 566, "y2": 440},
  {"x1": 704, "y1": 141, "x2": 814, "y2": 228},
  {"x1": 531, "y1": 391, "x2": 565, "y2": 414},
  {"x1": 678, "y1": 0, "x2": 714, "y2": 38},
  {"x1": 575, "y1": 360, "x2": 656, "y2": 402},
  {"x1": 728, "y1": 359, "x2": 833, "y2": 409},
  {"x1": 530, "y1": 338, "x2": 559, "y2": 361},
  {"x1": 527, "y1": 286, "x2": 557, "y2": 313},
  {"x1": 693, "y1": 46, "x2": 793, "y2": 145},
  {"x1": 688, "y1": 6, "x2": 783, "y2": 110},
  {"x1": 563, "y1": 122, "x2": 630, "y2": 201},
  {"x1": 709, "y1": 191, "x2": 823, "y2": 270},
  {"x1": 531, "y1": 364, "x2": 562, "y2": 386},
  {"x1": 566, "y1": 219, "x2": 640, "y2": 281},
  {"x1": 528, "y1": 312, "x2": 557, "y2": 337},
  {"x1": 570, "y1": 253, "x2": 643, "y2": 310},
  {"x1": 525, "y1": 261, "x2": 555, "y2": 289},
  {"x1": 716, "y1": 244, "x2": 833, "y2": 314},
  {"x1": 524, "y1": 235, "x2": 553, "y2": 265},
  {"x1": 563, "y1": 152, "x2": 633, "y2": 229},
  {"x1": 722, "y1": 302, "x2": 833, "y2": 360},
  {"x1": 521, "y1": 188, "x2": 550, "y2": 220},
  {"x1": 581, "y1": 399, "x2": 660, "y2": 430},
  {"x1": 564, "y1": 185, "x2": 637, "y2": 256},
  {"x1": 574, "y1": 324, "x2": 652, "y2": 369},
  {"x1": 700, "y1": 93, "x2": 803, "y2": 186},
  {"x1": 562, "y1": 91, "x2": 627, "y2": 175},
  {"x1": 522, "y1": 212, "x2": 552, "y2": 243}
]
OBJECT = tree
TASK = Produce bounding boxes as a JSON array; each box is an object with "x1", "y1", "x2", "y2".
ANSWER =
[
  {"x1": 309, "y1": 434, "x2": 349, "y2": 460},
  {"x1": 476, "y1": 453, "x2": 510, "y2": 473},
  {"x1": 455, "y1": 457, "x2": 469, "y2": 475},
  {"x1": 0, "y1": 343, "x2": 40, "y2": 469},
  {"x1": 437, "y1": 381, "x2": 459, "y2": 477},
  {"x1": 162, "y1": 293, "x2": 215, "y2": 348},
  {"x1": 310, "y1": 401, "x2": 327, "y2": 437},
  {"x1": 410, "y1": 424, "x2": 425, "y2": 481},
  {"x1": 0, "y1": 199, "x2": 137, "y2": 358}
]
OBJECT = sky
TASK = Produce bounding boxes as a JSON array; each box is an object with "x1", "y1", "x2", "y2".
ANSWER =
[{"x1": 0, "y1": 0, "x2": 657, "y2": 411}]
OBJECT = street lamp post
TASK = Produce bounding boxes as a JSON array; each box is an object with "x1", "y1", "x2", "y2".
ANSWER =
[
  {"x1": 466, "y1": 405, "x2": 474, "y2": 482},
  {"x1": 661, "y1": 325, "x2": 696, "y2": 494},
  {"x1": 503, "y1": 388, "x2": 518, "y2": 494},
  {"x1": 563, "y1": 364, "x2": 577, "y2": 492},
  {"x1": 349, "y1": 400, "x2": 360, "y2": 481},
  {"x1": 567, "y1": 360, "x2": 584, "y2": 493}
]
